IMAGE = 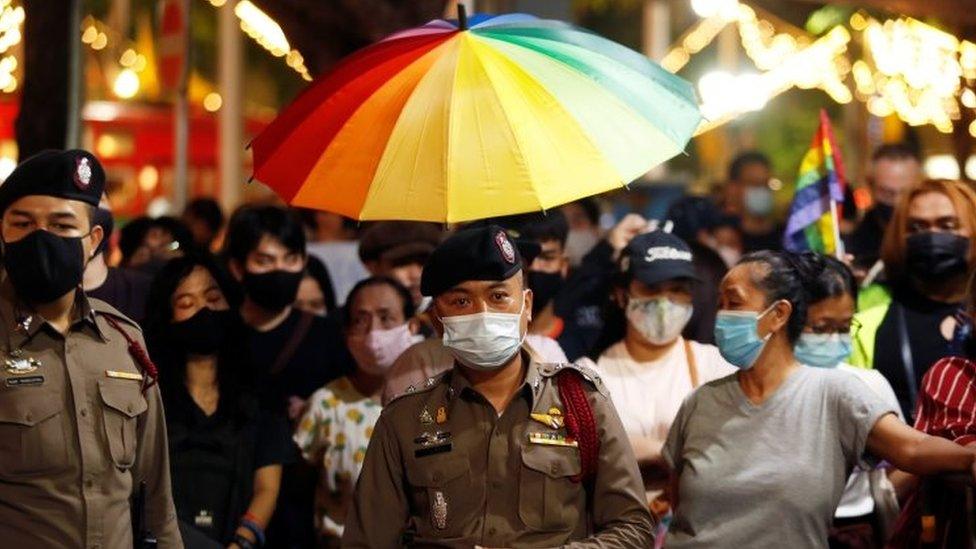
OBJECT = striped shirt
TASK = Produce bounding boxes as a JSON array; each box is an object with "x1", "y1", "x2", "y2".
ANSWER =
[{"x1": 913, "y1": 356, "x2": 976, "y2": 445}]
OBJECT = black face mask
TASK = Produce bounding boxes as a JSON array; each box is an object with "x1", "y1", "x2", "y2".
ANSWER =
[
  {"x1": 167, "y1": 308, "x2": 231, "y2": 356},
  {"x1": 873, "y1": 203, "x2": 894, "y2": 226},
  {"x1": 243, "y1": 269, "x2": 303, "y2": 311},
  {"x1": 527, "y1": 271, "x2": 563, "y2": 317},
  {"x1": 906, "y1": 232, "x2": 970, "y2": 281},
  {"x1": 3, "y1": 230, "x2": 87, "y2": 304},
  {"x1": 92, "y1": 207, "x2": 114, "y2": 256}
]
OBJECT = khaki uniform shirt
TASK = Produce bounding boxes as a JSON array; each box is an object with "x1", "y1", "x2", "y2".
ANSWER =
[
  {"x1": 0, "y1": 282, "x2": 181, "y2": 548},
  {"x1": 343, "y1": 357, "x2": 654, "y2": 548}
]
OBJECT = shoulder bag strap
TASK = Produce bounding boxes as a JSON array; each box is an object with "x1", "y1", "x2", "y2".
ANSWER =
[
  {"x1": 683, "y1": 339, "x2": 699, "y2": 389},
  {"x1": 894, "y1": 303, "x2": 918, "y2": 418},
  {"x1": 269, "y1": 312, "x2": 315, "y2": 376}
]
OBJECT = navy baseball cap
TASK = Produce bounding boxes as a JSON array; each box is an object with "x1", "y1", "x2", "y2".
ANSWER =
[{"x1": 621, "y1": 230, "x2": 699, "y2": 287}]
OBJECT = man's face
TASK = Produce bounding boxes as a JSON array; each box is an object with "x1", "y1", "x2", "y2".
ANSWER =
[
  {"x1": 872, "y1": 158, "x2": 922, "y2": 207},
  {"x1": 128, "y1": 226, "x2": 178, "y2": 267},
  {"x1": 2, "y1": 195, "x2": 103, "y2": 261},
  {"x1": 738, "y1": 162, "x2": 772, "y2": 190},
  {"x1": 529, "y1": 239, "x2": 568, "y2": 278},
  {"x1": 232, "y1": 234, "x2": 305, "y2": 279},
  {"x1": 433, "y1": 273, "x2": 533, "y2": 335},
  {"x1": 377, "y1": 259, "x2": 424, "y2": 306}
]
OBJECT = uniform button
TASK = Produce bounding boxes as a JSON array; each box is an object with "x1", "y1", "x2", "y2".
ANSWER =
[
  {"x1": 127, "y1": 404, "x2": 133, "y2": 414},
  {"x1": 488, "y1": 527, "x2": 497, "y2": 536},
  {"x1": 550, "y1": 463, "x2": 560, "y2": 475},
  {"x1": 24, "y1": 412, "x2": 32, "y2": 422},
  {"x1": 85, "y1": 479, "x2": 94, "y2": 489},
  {"x1": 80, "y1": 408, "x2": 88, "y2": 418},
  {"x1": 432, "y1": 472, "x2": 441, "y2": 483}
]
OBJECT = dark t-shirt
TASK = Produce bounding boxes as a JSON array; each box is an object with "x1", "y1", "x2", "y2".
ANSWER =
[
  {"x1": 741, "y1": 226, "x2": 783, "y2": 253},
  {"x1": 554, "y1": 241, "x2": 615, "y2": 361},
  {"x1": 165, "y1": 386, "x2": 292, "y2": 543},
  {"x1": 87, "y1": 267, "x2": 152, "y2": 324},
  {"x1": 874, "y1": 286, "x2": 961, "y2": 419},
  {"x1": 244, "y1": 309, "x2": 346, "y2": 415}
]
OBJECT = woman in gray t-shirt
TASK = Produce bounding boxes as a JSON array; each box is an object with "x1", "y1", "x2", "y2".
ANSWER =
[{"x1": 662, "y1": 251, "x2": 976, "y2": 549}]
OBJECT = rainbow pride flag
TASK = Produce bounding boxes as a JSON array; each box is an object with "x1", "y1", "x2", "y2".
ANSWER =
[{"x1": 783, "y1": 109, "x2": 847, "y2": 256}]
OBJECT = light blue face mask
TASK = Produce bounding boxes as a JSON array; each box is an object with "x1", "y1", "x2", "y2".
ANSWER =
[
  {"x1": 794, "y1": 333, "x2": 852, "y2": 368},
  {"x1": 713, "y1": 304, "x2": 776, "y2": 369}
]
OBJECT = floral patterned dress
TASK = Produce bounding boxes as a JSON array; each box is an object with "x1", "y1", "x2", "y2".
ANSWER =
[{"x1": 293, "y1": 377, "x2": 382, "y2": 544}]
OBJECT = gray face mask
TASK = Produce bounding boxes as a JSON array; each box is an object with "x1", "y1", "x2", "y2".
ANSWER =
[
  {"x1": 565, "y1": 230, "x2": 600, "y2": 267},
  {"x1": 744, "y1": 186, "x2": 774, "y2": 217},
  {"x1": 439, "y1": 296, "x2": 526, "y2": 371}
]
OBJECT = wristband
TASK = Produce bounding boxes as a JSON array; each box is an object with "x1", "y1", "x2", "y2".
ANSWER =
[
  {"x1": 240, "y1": 517, "x2": 266, "y2": 547},
  {"x1": 233, "y1": 533, "x2": 256, "y2": 549}
]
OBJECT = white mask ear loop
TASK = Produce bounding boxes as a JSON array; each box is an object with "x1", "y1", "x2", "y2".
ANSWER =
[{"x1": 756, "y1": 300, "x2": 784, "y2": 342}]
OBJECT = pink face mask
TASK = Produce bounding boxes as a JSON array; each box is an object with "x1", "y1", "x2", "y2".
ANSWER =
[{"x1": 348, "y1": 323, "x2": 415, "y2": 376}]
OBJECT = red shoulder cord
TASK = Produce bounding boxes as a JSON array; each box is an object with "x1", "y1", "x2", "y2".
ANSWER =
[
  {"x1": 100, "y1": 314, "x2": 158, "y2": 393},
  {"x1": 557, "y1": 369, "x2": 600, "y2": 484}
]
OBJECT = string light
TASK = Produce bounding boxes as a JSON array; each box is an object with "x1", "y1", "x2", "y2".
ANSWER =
[
  {"x1": 232, "y1": 0, "x2": 312, "y2": 81},
  {"x1": 0, "y1": 0, "x2": 23, "y2": 94}
]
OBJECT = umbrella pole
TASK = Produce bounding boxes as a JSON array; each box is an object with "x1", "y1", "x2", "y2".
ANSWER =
[{"x1": 458, "y1": 3, "x2": 468, "y2": 31}]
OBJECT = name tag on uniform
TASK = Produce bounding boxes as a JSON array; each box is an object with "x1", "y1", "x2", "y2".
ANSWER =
[
  {"x1": 528, "y1": 432, "x2": 578, "y2": 448},
  {"x1": 5, "y1": 375, "x2": 43, "y2": 387},
  {"x1": 105, "y1": 370, "x2": 143, "y2": 381}
]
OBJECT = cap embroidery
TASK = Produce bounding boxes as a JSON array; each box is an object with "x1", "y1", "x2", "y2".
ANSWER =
[
  {"x1": 74, "y1": 157, "x2": 92, "y2": 190},
  {"x1": 495, "y1": 231, "x2": 516, "y2": 264},
  {"x1": 643, "y1": 246, "x2": 692, "y2": 263}
]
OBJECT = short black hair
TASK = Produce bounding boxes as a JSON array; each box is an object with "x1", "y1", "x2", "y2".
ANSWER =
[
  {"x1": 224, "y1": 205, "x2": 306, "y2": 264},
  {"x1": 184, "y1": 198, "x2": 225, "y2": 233},
  {"x1": 305, "y1": 255, "x2": 337, "y2": 312},
  {"x1": 155, "y1": 216, "x2": 196, "y2": 254},
  {"x1": 739, "y1": 250, "x2": 826, "y2": 343},
  {"x1": 342, "y1": 276, "x2": 415, "y2": 329},
  {"x1": 667, "y1": 196, "x2": 721, "y2": 243},
  {"x1": 574, "y1": 198, "x2": 601, "y2": 227},
  {"x1": 118, "y1": 216, "x2": 154, "y2": 266},
  {"x1": 808, "y1": 255, "x2": 856, "y2": 305},
  {"x1": 872, "y1": 143, "x2": 921, "y2": 163},
  {"x1": 729, "y1": 151, "x2": 772, "y2": 181}
]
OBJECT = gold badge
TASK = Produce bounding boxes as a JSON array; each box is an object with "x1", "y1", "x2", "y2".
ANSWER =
[
  {"x1": 4, "y1": 352, "x2": 40, "y2": 375},
  {"x1": 436, "y1": 406, "x2": 448, "y2": 424},
  {"x1": 528, "y1": 432, "x2": 579, "y2": 447},
  {"x1": 420, "y1": 407, "x2": 434, "y2": 425},
  {"x1": 432, "y1": 491, "x2": 448, "y2": 530},
  {"x1": 105, "y1": 370, "x2": 143, "y2": 381},
  {"x1": 530, "y1": 412, "x2": 564, "y2": 429}
]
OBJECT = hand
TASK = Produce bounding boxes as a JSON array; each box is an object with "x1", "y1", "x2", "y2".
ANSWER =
[
  {"x1": 287, "y1": 396, "x2": 307, "y2": 421},
  {"x1": 607, "y1": 214, "x2": 648, "y2": 255}
]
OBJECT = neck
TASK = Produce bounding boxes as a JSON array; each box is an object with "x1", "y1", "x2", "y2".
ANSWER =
[
  {"x1": 623, "y1": 326, "x2": 680, "y2": 362},
  {"x1": 460, "y1": 352, "x2": 526, "y2": 414},
  {"x1": 349, "y1": 369, "x2": 385, "y2": 400},
  {"x1": 737, "y1": 335, "x2": 799, "y2": 404},
  {"x1": 185, "y1": 355, "x2": 219, "y2": 389},
  {"x1": 82, "y1": 254, "x2": 109, "y2": 291},
  {"x1": 912, "y1": 276, "x2": 967, "y2": 304},
  {"x1": 527, "y1": 302, "x2": 557, "y2": 337},
  {"x1": 742, "y1": 215, "x2": 773, "y2": 235},
  {"x1": 240, "y1": 298, "x2": 292, "y2": 331},
  {"x1": 35, "y1": 289, "x2": 79, "y2": 334}
]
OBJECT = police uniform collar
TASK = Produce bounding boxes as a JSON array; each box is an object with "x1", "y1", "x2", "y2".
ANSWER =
[
  {"x1": 0, "y1": 275, "x2": 105, "y2": 343},
  {"x1": 447, "y1": 348, "x2": 546, "y2": 407}
]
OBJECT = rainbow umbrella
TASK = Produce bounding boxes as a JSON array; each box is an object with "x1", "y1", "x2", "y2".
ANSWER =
[{"x1": 251, "y1": 8, "x2": 701, "y2": 223}]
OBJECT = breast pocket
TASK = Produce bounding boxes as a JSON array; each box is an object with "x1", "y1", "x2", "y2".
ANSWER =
[
  {"x1": 405, "y1": 454, "x2": 474, "y2": 538},
  {"x1": 99, "y1": 379, "x2": 148, "y2": 469},
  {"x1": 0, "y1": 388, "x2": 67, "y2": 476},
  {"x1": 518, "y1": 443, "x2": 584, "y2": 532}
]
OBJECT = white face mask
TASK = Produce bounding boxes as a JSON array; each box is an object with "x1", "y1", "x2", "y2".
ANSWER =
[
  {"x1": 565, "y1": 230, "x2": 600, "y2": 267},
  {"x1": 625, "y1": 296, "x2": 693, "y2": 346},
  {"x1": 439, "y1": 295, "x2": 527, "y2": 371},
  {"x1": 349, "y1": 323, "x2": 414, "y2": 376}
]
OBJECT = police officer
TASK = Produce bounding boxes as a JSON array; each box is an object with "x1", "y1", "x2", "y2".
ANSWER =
[
  {"x1": 0, "y1": 150, "x2": 181, "y2": 548},
  {"x1": 343, "y1": 225, "x2": 653, "y2": 547}
]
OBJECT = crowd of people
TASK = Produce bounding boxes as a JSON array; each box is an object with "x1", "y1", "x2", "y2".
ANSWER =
[{"x1": 2, "y1": 144, "x2": 976, "y2": 549}]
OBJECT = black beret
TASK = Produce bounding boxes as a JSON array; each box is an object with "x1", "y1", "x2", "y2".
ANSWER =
[
  {"x1": 421, "y1": 224, "x2": 523, "y2": 297},
  {"x1": 0, "y1": 149, "x2": 106, "y2": 214}
]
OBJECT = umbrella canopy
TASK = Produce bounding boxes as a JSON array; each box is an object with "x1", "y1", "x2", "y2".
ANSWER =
[{"x1": 252, "y1": 10, "x2": 701, "y2": 223}]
